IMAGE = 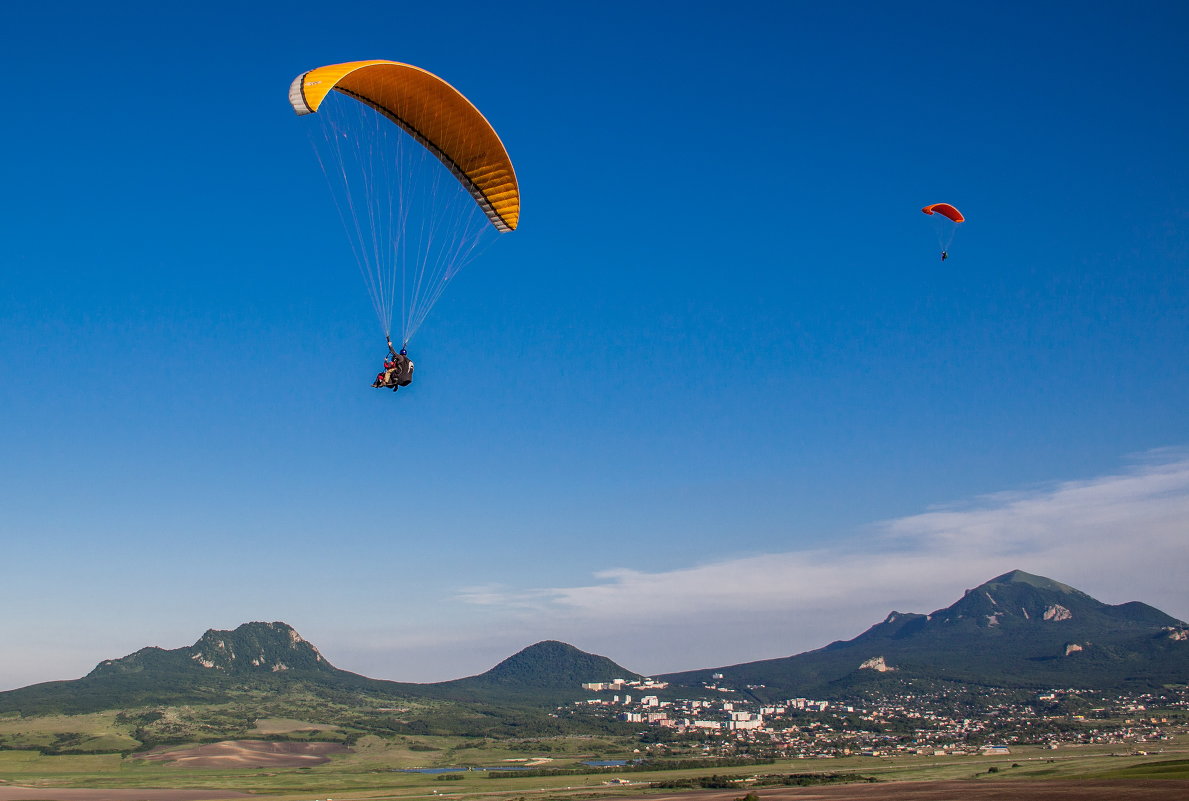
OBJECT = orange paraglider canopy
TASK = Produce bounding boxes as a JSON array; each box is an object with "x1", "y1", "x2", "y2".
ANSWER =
[
  {"x1": 921, "y1": 203, "x2": 964, "y2": 223},
  {"x1": 290, "y1": 60, "x2": 519, "y2": 232}
]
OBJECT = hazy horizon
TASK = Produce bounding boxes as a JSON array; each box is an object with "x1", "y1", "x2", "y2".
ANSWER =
[{"x1": 7, "y1": 450, "x2": 1187, "y2": 690}]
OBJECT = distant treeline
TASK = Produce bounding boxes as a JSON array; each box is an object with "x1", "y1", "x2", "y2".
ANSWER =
[
  {"x1": 484, "y1": 757, "x2": 774, "y2": 779},
  {"x1": 651, "y1": 773, "x2": 879, "y2": 789}
]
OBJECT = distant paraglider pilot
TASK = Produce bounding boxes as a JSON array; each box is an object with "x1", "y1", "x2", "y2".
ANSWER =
[
  {"x1": 922, "y1": 204, "x2": 963, "y2": 264},
  {"x1": 372, "y1": 338, "x2": 414, "y2": 392}
]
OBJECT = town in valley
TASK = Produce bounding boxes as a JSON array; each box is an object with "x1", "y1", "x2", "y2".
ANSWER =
[{"x1": 561, "y1": 675, "x2": 1189, "y2": 760}]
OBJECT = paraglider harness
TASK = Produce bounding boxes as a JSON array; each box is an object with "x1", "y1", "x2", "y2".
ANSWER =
[{"x1": 373, "y1": 338, "x2": 414, "y2": 391}]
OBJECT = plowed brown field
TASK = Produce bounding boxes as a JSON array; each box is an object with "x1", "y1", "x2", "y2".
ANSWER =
[{"x1": 135, "y1": 739, "x2": 347, "y2": 767}]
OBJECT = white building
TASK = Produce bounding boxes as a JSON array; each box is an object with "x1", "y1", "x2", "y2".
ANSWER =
[{"x1": 727, "y1": 719, "x2": 763, "y2": 731}]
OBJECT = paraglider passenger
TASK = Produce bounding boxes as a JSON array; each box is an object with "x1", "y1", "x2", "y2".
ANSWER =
[
  {"x1": 940, "y1": 250, "x2": 948, "y2": 261},
  {"x1": 372, "y1": 338, "x2": 414, "y2": 391}
]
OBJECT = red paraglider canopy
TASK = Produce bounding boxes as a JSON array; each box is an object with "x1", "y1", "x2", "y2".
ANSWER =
[{"x1": 922, "y1": 203, "x2": 965, "y2": 223}]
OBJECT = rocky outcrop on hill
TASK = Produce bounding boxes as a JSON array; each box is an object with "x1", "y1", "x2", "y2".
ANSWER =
[{"x1": 90, "y1": 622, "x2": 333, "y2": 677}]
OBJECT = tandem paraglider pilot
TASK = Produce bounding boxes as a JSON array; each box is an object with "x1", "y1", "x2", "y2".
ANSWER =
[{"x1": 373, "y1": 338, "x2": 413, "y2": 392}]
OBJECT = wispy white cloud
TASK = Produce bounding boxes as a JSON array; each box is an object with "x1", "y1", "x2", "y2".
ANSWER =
[{"x1": 455, "y1": 451, "x2": 1189, "y2": 674}]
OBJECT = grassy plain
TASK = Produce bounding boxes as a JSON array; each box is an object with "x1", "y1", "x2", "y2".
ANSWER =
[
  {"x1": 1, "y1": 734, "x2": 1187, "y2": 801},
  {"x1": 0, "y1": 712, "x2": 140, "y2": 753}
]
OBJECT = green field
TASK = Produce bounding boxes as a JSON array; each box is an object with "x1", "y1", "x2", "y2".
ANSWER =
[
  {"x1": 1082, "y1": 757, "x2": 1189, "y2": 780},
  {"x1": 1, "y1": 733, "x2": 1187, "y2": 801}
]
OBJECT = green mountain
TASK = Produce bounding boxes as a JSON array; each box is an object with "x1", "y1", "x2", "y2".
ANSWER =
[
  {"x1": 659, "y1": 570, "x2": 1188, "y2": 697},
  {"x1": 0, "y1": 621, "x2": 411, "y2": 716},
  {"x1": 429, "y1": 640, "x2": 641, "y2": 702},
  {"x1": 88, "y1": 621, "x2": 336, "y2": 678}
]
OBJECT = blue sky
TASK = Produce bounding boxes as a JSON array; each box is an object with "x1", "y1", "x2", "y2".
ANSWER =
[{"x1": 2, "y1": 1, "x2": 1187, "y2": 690}]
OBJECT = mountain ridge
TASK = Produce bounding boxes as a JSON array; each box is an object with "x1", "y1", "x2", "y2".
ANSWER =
[
  {"x1": 658, "y1": 569, "x2": 1187, "y2": 697},
  {"x1": 0, "y1": 625, "x2": 639, "y2": 715},
  {"x1": 2, "y1": 570, "x2": 1185, "y2": 718}
]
